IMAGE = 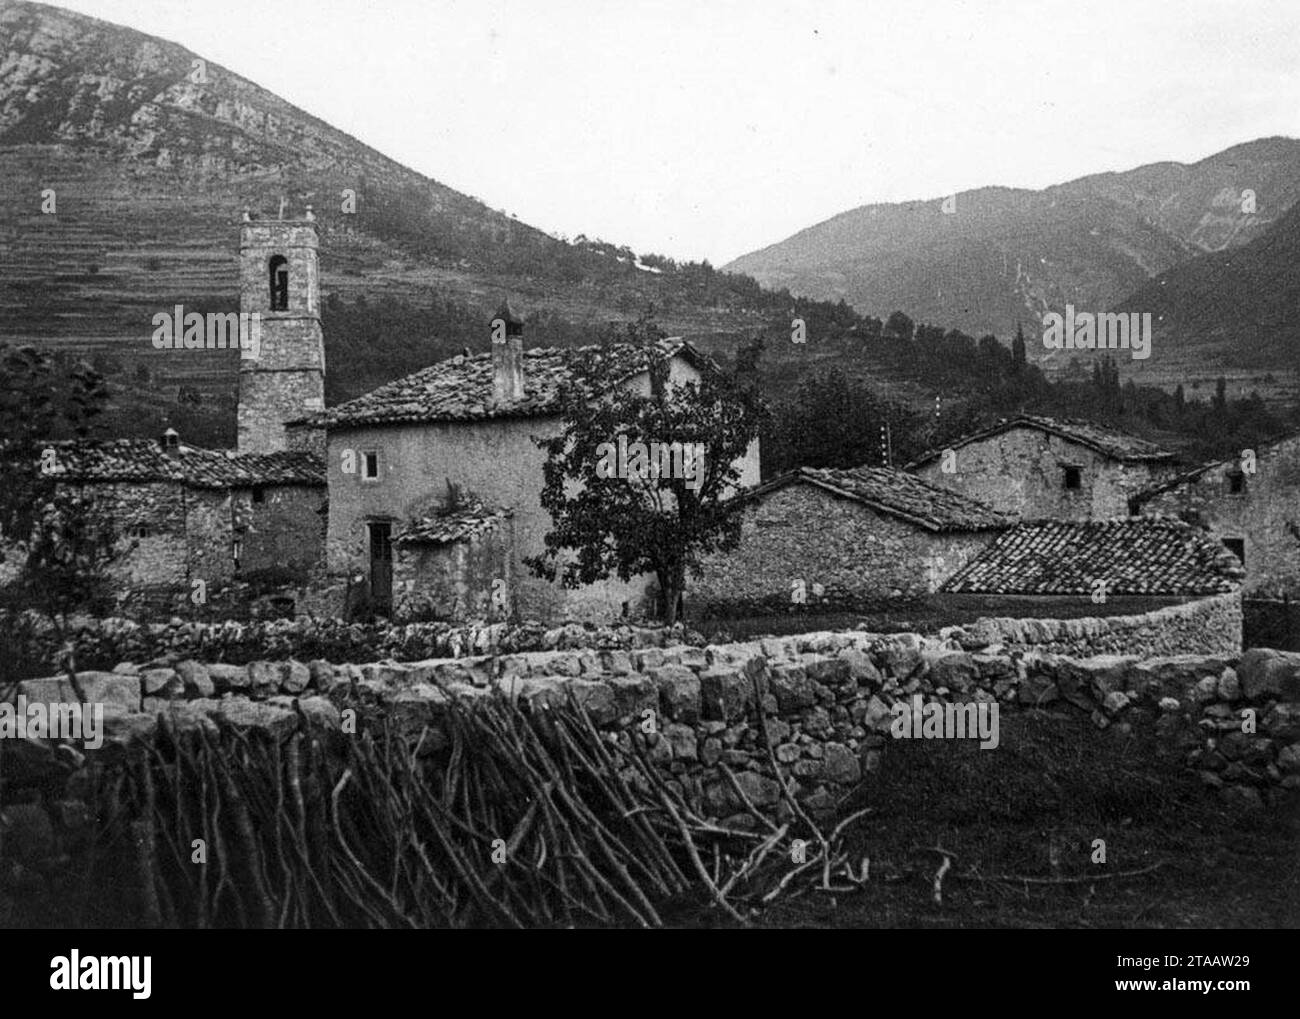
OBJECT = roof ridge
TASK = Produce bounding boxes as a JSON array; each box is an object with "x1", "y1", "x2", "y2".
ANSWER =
[
  {"x1": 311, "y1": 337, "x2": 705, "y2": 430},
  {"x1": 746, "y1": 463, "x2": 1010, "y2": 532},
  {"x1": 39, "y1": 437, "x2": 324, "y2": 488},
  {"x1": 906, "y1": 413, "x2": 1175, "y2": 468}
]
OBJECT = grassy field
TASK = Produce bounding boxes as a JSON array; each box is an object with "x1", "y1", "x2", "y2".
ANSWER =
[{"x1": 670, "y1": 710, "x2": 1298, "y2": 929}]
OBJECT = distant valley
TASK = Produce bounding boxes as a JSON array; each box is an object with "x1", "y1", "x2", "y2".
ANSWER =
[{"x1": 725, "y1": 137, "x2": 1300, "y2": 401}]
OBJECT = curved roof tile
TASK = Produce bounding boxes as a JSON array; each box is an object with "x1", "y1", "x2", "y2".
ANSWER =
[
  {"x1": 940, "y1": 518, "x2": 1243, "y2": 595},
  {"x1": 304, "y1": 338, "x2": 705, "y2": 430}
]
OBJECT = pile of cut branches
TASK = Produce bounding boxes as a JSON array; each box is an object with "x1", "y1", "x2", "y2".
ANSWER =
[{"x1": 67, "y1": 693, "x2": 873, "y2": 927}]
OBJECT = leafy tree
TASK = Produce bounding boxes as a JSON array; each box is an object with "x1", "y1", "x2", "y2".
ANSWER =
[
  {"x1": 0, "y1": 346, "x2": 107, "y2": 549},
  {"x1": 857, "y1": 316, "x2": 883, "y2": 343},
  {"x1": 1012, "y1": 322, "x2": 1027, "y2": 369},
  {"x1": 884, "y1": 310, "x2": 915, "y2": 342},
  {"x1": 1, "y1": 488, "x2": 121, "y2": 697},
  {"x1": 915, "y1": 323, "x2": 946, "y2": 346},
  {"x1": 764, "y1": 369, "x2": 920, "y2": 474},
  {"x1": 0, "y1": 345, "x2": 115, "y2": 695},
  {"x1": 734, "y1": 334, "x2": 765, "y2": 378},
  {"x1": 526, "y1": 316, "x2": 768, "y2": 626}
]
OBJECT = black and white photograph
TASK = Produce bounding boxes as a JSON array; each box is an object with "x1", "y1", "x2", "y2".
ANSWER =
[{"x1": 0, "y1": 0, "x2": 1295, "y2": 978}]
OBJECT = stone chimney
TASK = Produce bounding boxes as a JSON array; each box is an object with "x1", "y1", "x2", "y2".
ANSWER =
[
  {"x1": 491, "y1": 298, "x2": 525, "y2": 403},
  {"x1": 159, "y1": 427, "x2": 181, "y2": 457}
]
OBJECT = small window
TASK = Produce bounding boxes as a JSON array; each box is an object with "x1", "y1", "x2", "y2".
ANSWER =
[
  {"x1": 130, "y1": 523, "x2": 150, "y2": 539},
  {"x1": 1228, "y1": 472, "x2": 1245, "y2": 494},
  {"x1": 1063, "y1": 466, "x2": 1082, "y2": 490},
  {"x1": 1223, "y1": 538, "x2": 1245, "y2": 565},
  {"x1": 362, "y1": 451, "x2": 380, "y2": 480},
  {"x1": 269, "y1": 255, "x2": 289, "y2": 311},
  {"x1": 252, "y1": 485, "x2": 265, "y2": 504}
]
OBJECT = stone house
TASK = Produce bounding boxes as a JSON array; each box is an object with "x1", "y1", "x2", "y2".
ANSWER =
[
  {"x1": 1131, "y1": 431, "x2": 1300, "y2": 598},
  {"x1": 304, "y1": 315, "x2": 762, "y2": 622},
  {"x1": 690, "y1": 465, "x2": 1011, "y2": 616},
  {"x1": 909, "y1": 414, "x2": 1178, "y2": 520},
  {"x1": 35, "y1": 430, "x2": 325, "y2": 613}
]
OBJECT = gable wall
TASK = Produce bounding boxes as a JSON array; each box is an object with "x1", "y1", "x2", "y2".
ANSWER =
[
  {"x1": 1138, "y1": 435, "x2": 1300, "y2": 598},
  {"x1": 914, "y1": 427, "x2": 1172, "y2": 520}
]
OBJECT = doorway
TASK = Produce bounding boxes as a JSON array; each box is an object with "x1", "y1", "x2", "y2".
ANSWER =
[{"x1": 368, "y1": 521, "x2": 393, "y2": 615}]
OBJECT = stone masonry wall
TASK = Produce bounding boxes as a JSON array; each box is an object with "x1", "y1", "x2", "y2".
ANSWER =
[
  {"x1": 12, "y1": 624, "x2": 1295, "y2": 827},
  {"x1": 914, "y1": 427, "x2": 1177, "y2": 520},
  {"x1": 691, "y1": 483, "x2": 996, "y2": 616},
  {"x1": 184, "y1": 487, "x2": 237, "y2": 587},
  {"x1": 393, "y1": 525, "x2": 514, "y2": 623},
  {"x1": 237, "y1": 220, "x2": 325, "y2": 455},
  {"x1": 1138, "y1": 433, "x2": 1300, "y2": 599},
  {"x1": 1, "y1": 613, "x2": 694, "y2": 679},
  {"x1": 6, "y1": 591, "x2": 1241, "y2": 682},
  {"x1": 235, "y1": 483, "x2": 327, "y2": 579},
  {"x1": 7, "y1": 481, "x2": 325, "y2": 616},
  {"x1": 7, "y1": 630, "x2": 1297, "y2": 914},
  {"x1": 967, "y1": 591, "x2": 1243, "y2": 657}
]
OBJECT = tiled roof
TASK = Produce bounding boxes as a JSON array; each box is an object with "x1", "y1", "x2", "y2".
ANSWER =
[
  {"x1": 396, "y1": 504, "x2": 510, "y2": 546},
  {"x1": 305, "y1": 338, "x2": 706, "y2": 430},
  {"x1": 745, "y1": 465, "x2": 1013, "y2": 533},
  {"x1": 43, "y1": 439, "x2": 325, "y2": 489},
  {"x1": 940, "y1": 518, "x2": 1243, "y2": 595},
  {"x1": 908, "y1": 414, "x2": 1175, "y2": 467}
]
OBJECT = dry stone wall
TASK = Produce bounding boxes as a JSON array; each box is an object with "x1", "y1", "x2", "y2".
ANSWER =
[
  {"x1": 10, "y1": 625, "x2": 1296, "y2": 831},
  {"x1": 966, "y1": 591, "x2": 1242, "y2": 657},
  {"x1": 6, "y1": 590, "x2": 1240, "y2": 681},
  {"x1": 1, "y1": 613, "x2": 700, "y2": 679}
]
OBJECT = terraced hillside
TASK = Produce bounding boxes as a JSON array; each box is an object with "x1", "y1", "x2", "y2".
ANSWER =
[{"x1": 1, "y1": 0, "x2": 832, "y2": 441}]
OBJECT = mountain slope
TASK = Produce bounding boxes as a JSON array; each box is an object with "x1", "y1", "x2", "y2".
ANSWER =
[
  {"x1": 0, "y1": 0, "x2": 795, "y2": 435},
  {"x1": 724, "y1": 138, "x2": 1300, "y2": 352},
  {"x1": 1110, "y1": 198, "x2": 1300, "y2": 401}
]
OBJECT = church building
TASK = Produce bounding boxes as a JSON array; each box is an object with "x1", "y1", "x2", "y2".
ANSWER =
[{"x1": 7, "y1": 209, "x2": 328, "y2": 617}]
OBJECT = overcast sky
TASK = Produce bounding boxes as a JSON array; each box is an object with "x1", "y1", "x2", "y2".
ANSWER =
[{"x1": 54, "y1": 0, "x2": 1300, "y2": 264}]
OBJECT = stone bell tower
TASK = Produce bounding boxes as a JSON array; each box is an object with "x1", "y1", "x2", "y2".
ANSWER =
[{"x1": 237, "y1": 205, "x2": 326, "y2": 454}]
